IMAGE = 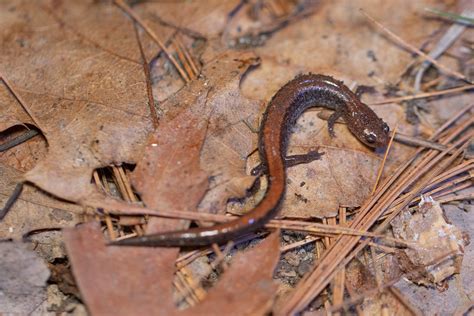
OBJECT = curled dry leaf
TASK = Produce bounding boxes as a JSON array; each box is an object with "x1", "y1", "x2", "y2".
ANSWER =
[{"x1": 0, "y1": 0, "x2": 154, "y2": 202}]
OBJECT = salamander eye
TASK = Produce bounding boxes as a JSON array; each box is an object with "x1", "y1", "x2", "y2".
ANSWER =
[
  {"x1": 382, "y1": 122, "x2": 390, "y2": 133},
  {"x1": 365, "y1": 134, "x2": 377, "y2": 144}
]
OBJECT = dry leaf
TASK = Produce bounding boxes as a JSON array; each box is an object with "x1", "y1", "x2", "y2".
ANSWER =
[
  {"x1": 65, "y1": 222, "x2": 280, "y2": 315},
  {"x1": 0, "y1": 163, "x2": 81, "y2": 239},
  {"x1": 391, "y1": 197, "x2": 468, "y2": 285},
  {"x1": 282, "y1": 148, "x2": 382, "y2": 218},
  {"x1": 0, "y1": 0, "x2": 154, "y2": 203},
  {"x1": 87, "y1": 50, "x2": 260, "y2": 219},
  {"x1": 241, "y1": 0, "x2": 450, "y2": 98},
  {"x1": 0, "y1": 241, "x2": 50, "y2": 314},
  {"x1": 344, "y1": 258, "x2": 417, "y2": 315},
  {"x1": 135, "y1": 1, "x2": 239, "y2": 39},
  {"x1": 184, "y1": 231, "x2": 280, "y2": 316},
  {"x1": 64, "y1": 222, "x2": 177, "y2": 315},
  {"x1": 0, "y1": 81, "x2": 34, "y2": 131}
]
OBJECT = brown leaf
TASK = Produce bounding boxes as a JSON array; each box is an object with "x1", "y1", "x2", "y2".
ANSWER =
[
  {"x1": 223, "y1": 0, "x2": 319, "y2": 48},
  {"x1": 135, "y1": 1, "x2": 239, "y2": 39},
  {"x1": 0, "y1": 0, "x2": 154, "y2": 202},
  {"x1": 183, "y1": 231, "x2": 280, "y2": 316},
  {"x1": 241, "y1": 0, "x2": 449, "y2": 98},
  {"x1": 344, "y1": 258, "x2": 417, "y2": 315},
  {"x1": 130, "y1": 91, "x2": 210, "y2": 216},
  {"x1": 0, "y1": 81, "x2": 33, "y2": 131},
  {"x1": 282, "y1": 148, "x2": 381, "y2": 218},
  {"x1": 94, "y1": 50, "x2": 261, "y2": 222},
  {"x1": 63, "y1": 222, "x2": 177, "y2": 315},
  {"x1": 0, "y1": 163, "x2": 81, "y2": 239}
]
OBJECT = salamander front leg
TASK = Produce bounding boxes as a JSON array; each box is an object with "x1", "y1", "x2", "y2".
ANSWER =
[{"x1": 327, "y1": 109, "x2": 343, "y2": 137}]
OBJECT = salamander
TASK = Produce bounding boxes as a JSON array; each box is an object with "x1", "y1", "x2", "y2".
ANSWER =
[{"x1": 110, "y1": 74, "x2": 390, "y2": 247}]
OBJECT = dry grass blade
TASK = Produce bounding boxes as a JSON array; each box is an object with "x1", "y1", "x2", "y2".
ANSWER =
[{"x1": 279, "y1": 104, "x2": 472, "y2": 314}]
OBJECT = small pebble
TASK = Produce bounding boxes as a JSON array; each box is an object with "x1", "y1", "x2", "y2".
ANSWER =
[
  {"x1": 283, "y1": 252, "x2": 301, "y2": 267},
  {"x1": 279, "y1": 270, "x2": 297, "y2": 278},
  {"x1": 297, "y1": 261, "x2": 313, "y2": 277}
]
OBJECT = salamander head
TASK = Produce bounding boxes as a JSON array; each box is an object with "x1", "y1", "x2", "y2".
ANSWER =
[{"x1": 345, "y1": 107, "x2": 390, "y2": 148}]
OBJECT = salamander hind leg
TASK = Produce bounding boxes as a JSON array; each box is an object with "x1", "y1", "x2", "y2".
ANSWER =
[
  {"x1": 251, "y1": 149, "x2": 324, "y2": 176},
  {"x1": 283, "y1": 149, "x2": 324, "y2": 168}
]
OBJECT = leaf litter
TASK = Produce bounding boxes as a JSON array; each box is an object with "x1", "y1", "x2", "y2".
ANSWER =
[{"x1": 0, "y1": 0, "x2": 473, "y2": 314}]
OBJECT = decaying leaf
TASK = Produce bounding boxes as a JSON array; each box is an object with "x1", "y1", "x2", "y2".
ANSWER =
[
  {"x1": 2, "y1": 0, "x2": 473, "y2": 314},
  {"x1": 344, "y1": 258, "x2": 419, "y2": 315},
  {"x1": 0, "y1": 241, "x2": 50, "y2": 314},
  {"x1": 241, "y1": 0, "x2": 452, "y2": 98},
  {"x1": 391, "y1": 196, "x2": 469, "y2": 285}
]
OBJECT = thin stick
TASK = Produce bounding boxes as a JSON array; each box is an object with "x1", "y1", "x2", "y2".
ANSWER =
[
  {"x1": 133, "y1": 22, "x2": 159, "y2": 129},
  {"x1": 0, "y1": 183, "x2": 23, "y2": 220},
  {"x1": 280, "y1": 236, "x2": 319, "y2": 253},
  {"x1": 372, "y1": 125, "x2": 397, "y2": 193},
  {"x1": 369, "y1": 85, "x2": 473, "y2": 105},
  {"x1": 172, "y1": 39, "x2": 194, "y2": 80},
  {"x1": 0, "y1": 129, "x2": 39, "y2": 152},
  {"x1": 0, "y1": 75, "x2": 47, "y2": 133},
  {"x1": 394, "y1": 133, "x2": 447, "y2": 151}
]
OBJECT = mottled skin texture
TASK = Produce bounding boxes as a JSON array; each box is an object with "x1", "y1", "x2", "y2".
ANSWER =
[{"x1": 111, "y1": 74, "x2": 390, "y2": 247}]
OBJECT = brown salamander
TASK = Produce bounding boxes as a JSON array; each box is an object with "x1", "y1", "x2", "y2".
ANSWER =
[{"x1": 111, "y1": 74, "x2": 390, "y2": 247}]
